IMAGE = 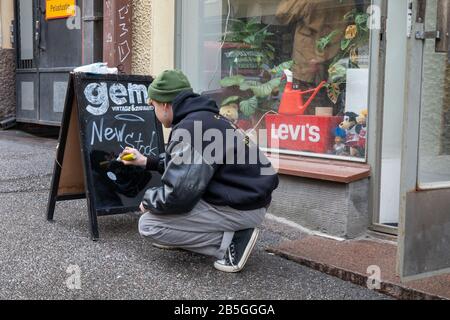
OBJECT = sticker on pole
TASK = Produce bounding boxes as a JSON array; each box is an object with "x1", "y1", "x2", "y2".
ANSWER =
[{"x1": 46, "y1": 0, "x2": 76, "y2": 20}]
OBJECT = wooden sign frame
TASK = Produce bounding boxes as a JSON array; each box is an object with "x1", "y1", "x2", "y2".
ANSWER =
[{"x1": 47, "y1": 72, "x2": 162, "y2": 240}]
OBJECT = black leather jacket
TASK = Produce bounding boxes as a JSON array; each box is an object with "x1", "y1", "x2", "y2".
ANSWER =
[{"x1": 142, "y1": 91, "x2": 279, "y2": 215}]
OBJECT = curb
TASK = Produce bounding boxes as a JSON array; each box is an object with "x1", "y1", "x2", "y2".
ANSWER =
[{"x1": 266, "y1": 246, "x2": 447, "y2": 300}]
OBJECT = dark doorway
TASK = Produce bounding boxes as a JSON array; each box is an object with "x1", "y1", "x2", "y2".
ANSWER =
[{"x1": 14, "y1": 0, "x2": 82, "y2": 125}]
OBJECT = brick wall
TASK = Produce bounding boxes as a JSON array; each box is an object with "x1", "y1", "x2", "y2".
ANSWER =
[{"x1": 0, "y1": 48, "x2": 15, "y2": 121}]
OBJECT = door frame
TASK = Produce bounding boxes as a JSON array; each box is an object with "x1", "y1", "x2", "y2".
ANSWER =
[
  {"x1": 366, "y1": 0, "x2": 400, "y2": 236},
  {"x1": 398, "y1": 0, "x2": 450, "y2": 281},
  {"x1": 14, "y1": 0, "x2": 41, "y2": 124}
]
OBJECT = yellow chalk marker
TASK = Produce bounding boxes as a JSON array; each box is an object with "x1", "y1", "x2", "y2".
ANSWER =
[{"x1": 121, "y1": 153, "x2": 137, "y2": 161}]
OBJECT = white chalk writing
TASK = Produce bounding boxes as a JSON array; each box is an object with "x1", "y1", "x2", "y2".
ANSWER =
[
  {"x1": 84, "y1": 82, "x2": 149, "y2": 116},
  {"x1": 117, "y1": 4, "x2": 131, "y2": 64},
  {"x1": 90, "y1": 118, "x2": 158, "y2": 157},
  {"x1": 91, "y1": 118, "x2": 126, "y2": 145},
  {"x1": 118, "y1": 40, "x2": 131, "y2": 63}
]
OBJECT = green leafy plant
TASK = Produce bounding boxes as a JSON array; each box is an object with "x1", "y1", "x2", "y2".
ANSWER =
[
  {"x1": 316, "y1": 8, "x2": 370, "y2": 103},
  {"x1": 223, "y1": 18, "x2": 275, "y2": 70},
  {"x1": 220, "y1": 61, "x2": 294, "y2": 117}
]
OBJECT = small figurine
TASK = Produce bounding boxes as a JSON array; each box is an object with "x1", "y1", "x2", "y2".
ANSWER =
[
  {"x1": 333, "y1": 127, "x2": 347, "y2": 156},
  {"x1": 355, "y1": 109, "x2": 368, "y2": 156},
  {"x1": 219, "y1": 103, "x2": 239, "y2": 124},
  {"x1": 339, "y1": 112, "x2": 361, "y2": 157}
]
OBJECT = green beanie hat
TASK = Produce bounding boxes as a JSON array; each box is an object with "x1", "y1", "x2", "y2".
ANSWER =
[{"x1": 148, "y1": 69, "x2": 192, "y2": 103}]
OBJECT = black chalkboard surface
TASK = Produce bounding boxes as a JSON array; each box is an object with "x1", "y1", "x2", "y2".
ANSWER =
[{"x1": 47, "y1": 73, "x2": 164, "y2": 240}]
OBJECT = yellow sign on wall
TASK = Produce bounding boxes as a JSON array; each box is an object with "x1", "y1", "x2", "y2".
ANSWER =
[{"x1": 46, "y1": 0, "x2": 76, "y2": 20}]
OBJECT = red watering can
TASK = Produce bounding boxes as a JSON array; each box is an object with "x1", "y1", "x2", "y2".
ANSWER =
[{"x1": 278, "y1": 70, "x2": 327, "y2": 115}]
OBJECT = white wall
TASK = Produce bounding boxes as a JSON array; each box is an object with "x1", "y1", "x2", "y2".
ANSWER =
[
  {"x1": 1, "y1": 0, "x2": 14, "y2": 49},
  {"x1": 151, "y1": 0, "x2": 175, "y2": 75}
]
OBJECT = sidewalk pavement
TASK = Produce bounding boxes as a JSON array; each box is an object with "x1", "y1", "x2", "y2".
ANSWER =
[
  {"x1": 8, "y1": 125, "x2": 450, "y2": 301},
  {"x1": 267, "y1": 234, "x2": 450, "y2": 300},
  {"x1": 0, "y1": 129, "x2": 392, "y2": 300}
]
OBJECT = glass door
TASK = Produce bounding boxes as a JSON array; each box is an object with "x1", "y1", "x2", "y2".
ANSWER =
[
  {"x1": 376, "y1": 0, "x2": 407, "y2": 231},
  {"x1": 417, "y1": 0, "x2": 450, "y2": 189},
  {"x1": 398, "y1": 0, "x2": 450, "y2": 281}
]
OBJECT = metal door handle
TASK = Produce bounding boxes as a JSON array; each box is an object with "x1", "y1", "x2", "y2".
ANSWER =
[
  {"x1": 35, "y1": 20, "x2": 40, "y2": 41},
  {"x1": 415, "y1": 30, "x2": 441, "y2": 40}
]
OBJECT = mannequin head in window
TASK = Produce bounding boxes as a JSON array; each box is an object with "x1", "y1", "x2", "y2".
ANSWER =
[{"x1": 275, "y1": 0, "x2": 358, "y2": 85}]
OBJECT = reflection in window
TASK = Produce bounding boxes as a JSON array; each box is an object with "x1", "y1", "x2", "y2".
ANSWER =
[
  {"x1": 418, "y1": 0, "x2": 450, "y2": 186},
  {"x1": 177, "y1": 0, "x2": 373, "y2": 161}
]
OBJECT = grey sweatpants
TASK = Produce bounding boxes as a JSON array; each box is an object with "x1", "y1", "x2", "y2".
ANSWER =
[{"x1": 138, "y1": 199, "x2": 266, "y2": 259}]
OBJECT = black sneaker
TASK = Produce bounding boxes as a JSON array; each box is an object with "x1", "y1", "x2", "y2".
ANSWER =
[{"x1": 214, "y1": 228, "x2": 260, "y2": 273}]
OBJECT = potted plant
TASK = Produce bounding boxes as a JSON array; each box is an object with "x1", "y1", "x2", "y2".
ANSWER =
[{"x1": 222, "y1": 18, "x2": 276, "y2": 76}]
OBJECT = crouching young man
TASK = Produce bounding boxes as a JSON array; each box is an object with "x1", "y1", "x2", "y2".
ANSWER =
[{"x1": 121, "y1": 70, "x2": 279, "y2": 273}]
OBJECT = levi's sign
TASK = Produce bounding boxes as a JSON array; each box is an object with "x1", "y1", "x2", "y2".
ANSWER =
[
  {"x1": 271, "y1": 123, "x2": 321, "y2": 143},
  {"x1": 266, "y1": 114, "x2": 342, "y2": 154}
]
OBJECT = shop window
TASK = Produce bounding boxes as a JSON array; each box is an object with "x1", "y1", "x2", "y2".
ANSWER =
[{"x1": 176, "y1": 0, "x2": 373, "y2": 162}]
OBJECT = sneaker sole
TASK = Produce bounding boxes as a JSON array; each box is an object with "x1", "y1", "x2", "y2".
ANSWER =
[
  {"x1": 214, "y1": 228, "x2": 260, "y2": 273},
  {"x1": 152, "y1": 243, "x2": 180, "y2": 250}
]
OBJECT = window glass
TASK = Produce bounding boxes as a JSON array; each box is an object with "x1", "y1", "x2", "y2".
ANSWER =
[
  {"x1": 19, "y1": 0, "x2": 34, "y2": 61},
  {"x1": 177, "y1": 0, "x2": 373, "y2": 161},
  {"x1": 417, "y1": 0, "x2": 450, "y2": 188}
]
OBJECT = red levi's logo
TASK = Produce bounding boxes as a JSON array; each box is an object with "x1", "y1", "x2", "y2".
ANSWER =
[
  {"x1": 271, "y1": 124, "x2": 321, "y2": 143},
  {"x1": 266, "y1": 115, "x2": 343, "y2": 154}
]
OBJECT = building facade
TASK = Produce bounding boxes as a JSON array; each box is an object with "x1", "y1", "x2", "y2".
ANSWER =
[{"x1": 2, "y1": 0, "x2": 450, "y2": 280}]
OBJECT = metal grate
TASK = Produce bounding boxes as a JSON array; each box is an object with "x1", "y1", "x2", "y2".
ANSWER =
[
  {"x1": 16, "y1": 0, "x2": 35, "y2": 70},
  {"x1": 18, "y1": 59, "x2": 34, "y2": 69}
]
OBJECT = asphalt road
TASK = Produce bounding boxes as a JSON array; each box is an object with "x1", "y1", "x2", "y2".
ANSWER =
[{"x1": 0, "y1": 129, "x2": 390, "y2": 300}]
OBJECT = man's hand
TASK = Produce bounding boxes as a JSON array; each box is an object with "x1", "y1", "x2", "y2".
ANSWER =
[
  {"x1": 140, "y1": 203, "x2": 147, "y2": 213},
  {"x1": 120, "y1": 147, "x2": 147, "y2": 167}
]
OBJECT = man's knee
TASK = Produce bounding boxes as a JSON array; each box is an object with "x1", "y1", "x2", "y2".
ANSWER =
[{"x1": 138, "y1": 213, "x2": 162, "y2": 238}]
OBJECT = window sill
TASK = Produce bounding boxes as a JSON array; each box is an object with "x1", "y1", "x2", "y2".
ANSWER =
[{"x1": 266, "y1": 153, "x2": 371, "y2": 184}]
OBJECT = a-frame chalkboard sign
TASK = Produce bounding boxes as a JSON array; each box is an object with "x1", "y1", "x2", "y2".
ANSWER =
[{"x1": 47, "y1": 72, "x2": 164, "y2": 240}]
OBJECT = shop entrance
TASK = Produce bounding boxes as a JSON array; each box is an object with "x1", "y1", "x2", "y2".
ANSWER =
[
  {"x1": 14, "y1": 0, "x2": 82, "y2": 125},
  {"x1": 398, "y1": 0, "x2": 450, "y2": 281},
  {"x1": 371, "y1": 0, "x2": 407, "y2": 234}
]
